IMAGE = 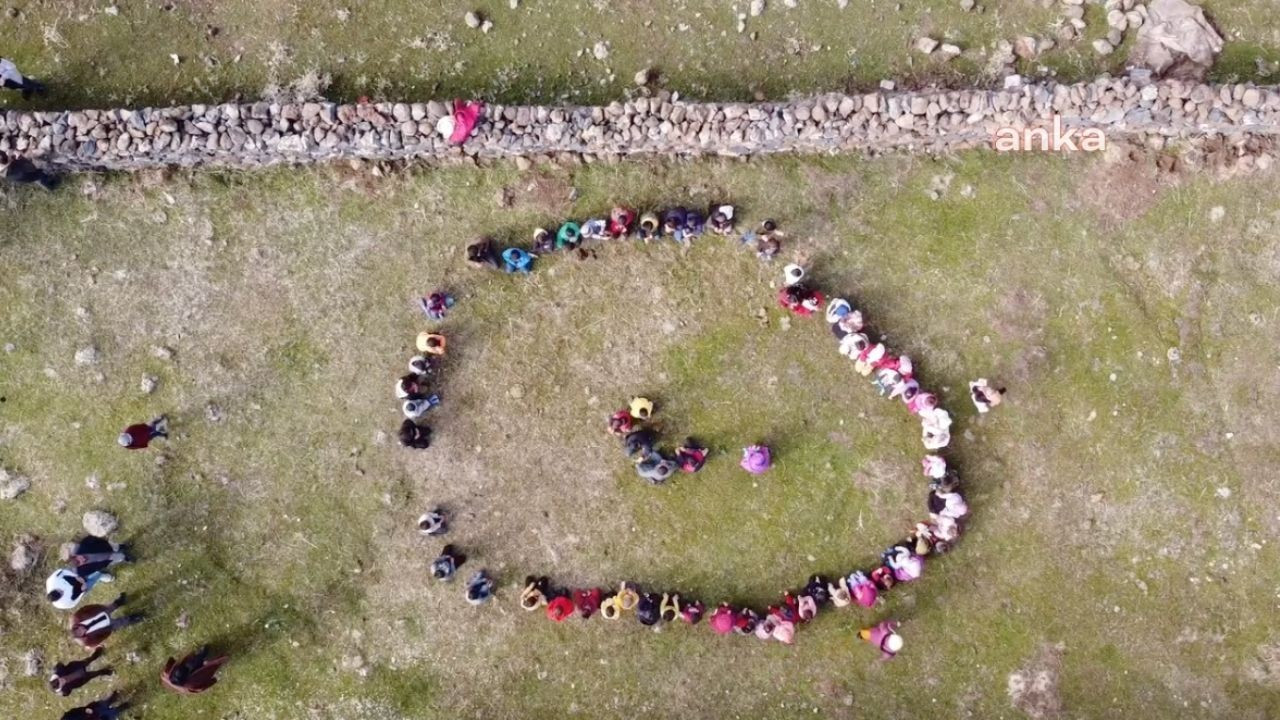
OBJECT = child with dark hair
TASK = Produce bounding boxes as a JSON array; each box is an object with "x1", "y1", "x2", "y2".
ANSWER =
[
  {"x1": 398, "y1": 420, "x2": 432, "y2": 449},
  {"x1": 417, "y1": 508, "x2": 447, "y2": 536},
  {"x1": 61, "y1": 692, "x2": 130, "y2": 720},
  {"x1": 69, "y1": 594, "x2": 145, "y2": 650},
  {"x1": 708, "y1": 204, "x2": 735, "y2": 235},
  {"x1": 161, "y1": 647, "x2": 228, "y2": 695},
  {"x1": 532, "y1": 228, "x2": 555, "y2": 254},
  {"x1": 609, "y1": 206, "x2": 635, "y2": 238},
  {"x1": 466, "y1": 571, "x2": 496, "y2": 605},
  {"x1": 467, "y1": 239, "x2": 501, "y2": 269},
  {"x1": 623, "y1": 429, "x2": 658, "y2": 460},
  {"x1": 430, "y1": 545, "x2": 466, "y2": 581},
  {"x1": 636, "y1": 592, "x2": 661, "y2": 626},
  {"x1": 0, "y1": 151, "x2": 58, "y2": 190},
  {"x1": 675, "y1": 439, "x2": 708, "y2": 473},
  {"x1": 48, "y1": 648, "x2": 112, "y2": 697}
]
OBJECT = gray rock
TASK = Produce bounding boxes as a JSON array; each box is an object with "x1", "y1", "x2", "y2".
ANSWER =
[
  {"x1": 0, "y1": 469, "x2": 30, "y2": 500},
  {"x1": 20, "y1": 650, "x2": 42, "y2": 677},
  {"x1": 140, "y1": 375, "x2": 157, "y2": 394},
  {"x1": 9, "y1": 535, "x2": 36, "y2": 571},
  {"x1": 82, "y1": 509, "x2": 119, "y2": 537},
  {"x1": 74, "y1": 345, "x2": 99, "y2": 366},
  {"x1": 464, "y1": 10, "x2": 481, "y2": 28}
]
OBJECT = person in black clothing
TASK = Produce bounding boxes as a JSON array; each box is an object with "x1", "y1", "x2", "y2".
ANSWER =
[
  {"x1": 398, "y1": 420, "x2": 431, "y2": 449},
  {"x1": 48, "y1": 648, "x2": 113, "y2": 697},
  {"x1": 70, "y1": 536, "x2": 132, "y2": 579},
  {"x1": 0, "y1": 58, "x2": 47, "y2": 99},
  {"x1": 466, "y1": 238, "x2": 500, "y2": 269},
  {"x1": 0, "y1": 151, "x2": 59, "y2": 190},
  {"x1": 623, "y1": 429, "x2": 657, "y2": 460},
  {"x1": 61, "y1": 691, "x2": 129, "y2": 720}
]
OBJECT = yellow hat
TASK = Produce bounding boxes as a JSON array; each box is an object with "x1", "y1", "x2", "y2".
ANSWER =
[
  {"x1": 629, "y1": 397, "x2": 654, "y2": 420},
  {"x1": 416, "y1": 332, "x2": 447, "y2": 355}
]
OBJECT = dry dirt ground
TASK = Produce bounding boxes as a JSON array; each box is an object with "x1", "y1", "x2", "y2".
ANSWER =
[{"x1": 1, "y1": 151, "x2": 1279, "y2": 719}]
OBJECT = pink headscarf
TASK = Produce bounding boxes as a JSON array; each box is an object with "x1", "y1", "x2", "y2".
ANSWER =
[
  {"x1": 848, "y1": 572, "x2": 878, "y2": 607},
  {"x1": 709, "y1": 604, "x2": 737, "y2": 635},
  {"x1": 740, "y1": 445, "x2": 772, "y2": 474},
  {"x1": 449, "y1": 100, "x2": 484, "y2": 144}
]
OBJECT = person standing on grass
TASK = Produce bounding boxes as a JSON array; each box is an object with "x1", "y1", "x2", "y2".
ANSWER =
[
  {"x1": 60, "y1": 692, "x2": 130, "y2": 720},
  {"x1": 69, "y1": 594, "x2": 145, "y2": 650},
  {"x1": 0, "y1": 58, "x2": 47, "y2": 98},
  {"x1": 0, "y1": 150, "x2": 59, "y2": 190},
  {"x1": 48, "y1": 648, "x2": 113, "y2": 697},
  {"x1": 859, "y1": 620, "x2": 904, "y2": 660},
  {"x1": 161, "y1": 646, "x2": 229, "y2": 695},
  {"x1": 117, "y1": 416, "x2": 168, "y2": 450}
]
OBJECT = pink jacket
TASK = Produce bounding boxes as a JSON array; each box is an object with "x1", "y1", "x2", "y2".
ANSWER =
[{"x1": 864, "y1": 620, "x2": 902, "y2": 659}]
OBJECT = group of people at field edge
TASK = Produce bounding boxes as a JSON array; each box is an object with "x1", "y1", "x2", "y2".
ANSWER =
[
  {"x1": 609, "y1": 396, "x2": 708, "y2": 484},
  {"x1": 504, "y1": 252, "x2": 992, "y2": 660},
  {"x1": 465, "y1": 202, "x2": 791, "y2": 274},
  {"x1": 42, "y1": 416, "x2": 228, "y2": 718}
]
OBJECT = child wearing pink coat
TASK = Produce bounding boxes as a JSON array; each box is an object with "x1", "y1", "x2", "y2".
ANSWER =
[{"x1": 859, "y1": 620, "x2": 903, "y2": 660}]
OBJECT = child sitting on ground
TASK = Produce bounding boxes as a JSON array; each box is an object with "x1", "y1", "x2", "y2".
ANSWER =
[
  {"x1": 430, "y1": 545, "x2": 465, "y2": 581},
  {"x1": 466, "y1": 571, "x2": 495, "y2": 605},
  {"x1": 609, "y1": 206, "x2": 635, "y2": 238},
  {"x1": 708, "y1": 204, "x2": 735, "y2": 235},
  {"x1": 970, "y1": 378, "x2": 1005, "y2": 413},
  {"x1": 675, "y1": 438, "x2": 708, "y2": 473},
  {"x1": 466, "y1": 239, "x2": 500, "y2": 269}
]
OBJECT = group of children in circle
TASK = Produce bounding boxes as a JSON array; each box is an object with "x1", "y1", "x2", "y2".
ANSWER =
[
  {"x1": 399, "y1": 204, "x2": 999, "y2": 658},
  {"x1": 464, "y1": 202, "x2": 788, "y2": 273},
  {"x1": 511, "y1": 260, "x2": 980, "y2": 657}
]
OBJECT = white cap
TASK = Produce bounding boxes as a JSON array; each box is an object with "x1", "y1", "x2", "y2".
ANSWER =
[
  {"x1": 435, "y1": 115, "x2": 456, "y2": 139},
  {"x1": 884, "y1": 633, "x2": 904, "y2": 653},
  {"x1": 783, "y1": 263, "x2": 805, "y2": 286}
]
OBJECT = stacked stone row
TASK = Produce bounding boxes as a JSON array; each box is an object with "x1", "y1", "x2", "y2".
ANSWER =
[{"x1": 2, "y1": 77, "x2": 1280, "y2": 172}]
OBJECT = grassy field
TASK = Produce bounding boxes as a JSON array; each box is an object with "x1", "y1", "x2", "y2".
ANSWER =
[
  {"x1": 1, "y1": 150, "x2": 1280, "y2": 719},
  {"x1": 0, "y1": 0, "x2": 1276, "y2": 110}
]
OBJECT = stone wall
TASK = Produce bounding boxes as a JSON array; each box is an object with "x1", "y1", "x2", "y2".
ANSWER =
[{"x1": 4, "y1": 75, "x2": 1280, "y2": 172}]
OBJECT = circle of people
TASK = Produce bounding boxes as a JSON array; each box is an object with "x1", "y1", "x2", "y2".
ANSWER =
[{"x1": 403, "y1": 202, "x2": 1006, "y2": 659}]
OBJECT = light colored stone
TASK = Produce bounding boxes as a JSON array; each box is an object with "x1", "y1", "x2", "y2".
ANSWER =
[
  {"x1": 750, "y1": 0, "x2": 765, "y2": 16},
  {"x1": 1092, "y1": 39, "x2": 1114, "y2": 55},
  {"x1": 915, "y1": 37, "x2": 939, "y2": 55},
  {"x1": 140, "y1": 375, "x2": 157, "y2": 394},
  {"x1": 464, "y1": 11, "x2": 481, "y2": 28},
  {"x1": 82, "y1": 509, "x2": 119, "y2": 537},
  {"x1": 0, "y1": 469, "x2": 29, "y2": 500},
  {"x1": 74, "y1": 345, "x2": 99, "y2": 366},
  {"x1": 9, "y1": 536, "x2": 36, "y2": 571},
  {"x1": 592, "y1": 41, "x2": 610, "y2": 60}
]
